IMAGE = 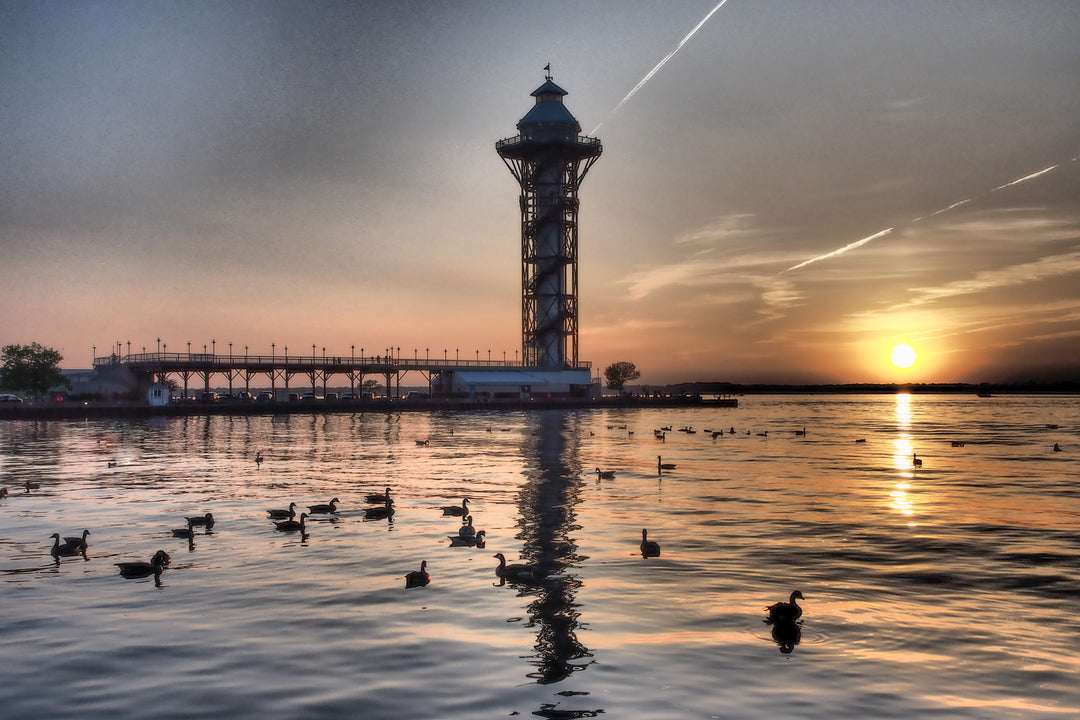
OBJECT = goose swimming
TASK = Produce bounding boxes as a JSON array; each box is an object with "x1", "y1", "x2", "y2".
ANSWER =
[
  {"x1": 25, "y1": 480, "x2": 41, "y2": 492},
  {"x1": 657, "y1": 456, "x2": 676, "y2": 472},
  {"x1": 765, "y1": 590, "x2": 804, "y2": 624},
  {"x1": 171, "y1": 522, "x2": 195, "y2": 539},
  {"x1": 595, "y1": 468, "x2": 616, "y2": 480},
  {"x1": 186, "y1": 512, "x2": 215, "y2": 529},
  {"x1": 364, "y1": 497, "x2": 395, "y2": 520},
  {"x1": 63, "y1": 529, "x2": 91, "y2": 551},
  {"x1": 912, "y1": 453, "x2": 923, "y2": 468},
  {"x1": 448, "y1": 530, "x2": 487, "y2": 547},
  {"x1": 405, "y1": 560, "x2": 430, "y2": 588},
  {"x1": 493, "y1": 552, "x2": 540, "y2": 582},
  {"x1": 274, "y1": 512, "x2": 308, "y2": 532},
  {"x1": 308, "y1": 497, "x2": 339, "y2": 514},
  {"x1": 267, "y1": 502, "x2": 297, "y2": 520},
  {"x1": 50, "y1": 533, "x2": 86, "y2": 557},
  {"x1": 365, "y1": 487, "x2": 392, "y2": 504},
  {"x1": 440, "y1": 498, "x2": 470, "y2": 516},
  {"x1": 115, "y1": 550, "x2": 171, "y2": 578},
  {"x1": 457, "y1": 516, "x2": 476, "y2": 538},
  {"x1": 640, "y1": 528, "x2": 661, "y2": 557}
]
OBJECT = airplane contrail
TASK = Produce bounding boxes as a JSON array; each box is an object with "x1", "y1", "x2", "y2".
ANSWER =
[
  {"x1": 591, "y1": 0, "x2": 730, "y2": 134},
  {"x1": 991, "y1": 164, "x2": 1057, "y2": 192},
  {"x1": 782, "y1": 161, "x2": 1068, "y2": 274},
  {"x1": 782, "y1": 228, "x2": 892, "y2": 274}
]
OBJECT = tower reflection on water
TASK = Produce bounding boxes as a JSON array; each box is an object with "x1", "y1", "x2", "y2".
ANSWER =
[{"x1": 513, "y1": 411, "x2": 593, "y2": 687}]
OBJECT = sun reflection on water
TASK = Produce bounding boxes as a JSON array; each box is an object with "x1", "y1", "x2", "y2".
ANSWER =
[{"x1": 891, "y1": 393, "x2": 918, "y2": 525}]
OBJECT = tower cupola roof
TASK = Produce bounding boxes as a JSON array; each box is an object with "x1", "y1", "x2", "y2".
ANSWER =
[{"x1": 518, "y1": 78, "x2": 580, "y2": 132}]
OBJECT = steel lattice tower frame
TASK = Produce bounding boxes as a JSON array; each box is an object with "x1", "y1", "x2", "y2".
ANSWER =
[{"x1": 496, "y1": 74, "x2": 602, "y2": 369}]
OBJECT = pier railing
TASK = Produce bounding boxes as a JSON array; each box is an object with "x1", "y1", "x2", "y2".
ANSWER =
[{"x1": 93, "y1": 352, "x2": 591, "y2": 373}]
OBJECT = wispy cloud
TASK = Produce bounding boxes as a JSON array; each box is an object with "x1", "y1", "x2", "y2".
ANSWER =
[{"x1": 898, "y1": 249, "x2": 1080, "y2": 309}]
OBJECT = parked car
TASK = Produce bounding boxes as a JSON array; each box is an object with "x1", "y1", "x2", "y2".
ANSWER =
[
  {"x1": 200, "y1": 392, "x2": 220, "y2": 403},
  {"x1": 257, "y1": 391, "x2": 275, "y2": 402},
  {"x1": 0, "y1": 393, "x2": 24, "y2": 403}
]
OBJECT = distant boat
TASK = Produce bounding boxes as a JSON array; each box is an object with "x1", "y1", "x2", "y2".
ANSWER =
[{"x1": 976, "y1": 390, "x2": 993, "y2": 398}]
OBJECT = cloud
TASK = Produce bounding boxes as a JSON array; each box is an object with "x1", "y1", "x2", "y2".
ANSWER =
[{"x1": 898, "y1": 249, "x2": 1080, "y2": 309}]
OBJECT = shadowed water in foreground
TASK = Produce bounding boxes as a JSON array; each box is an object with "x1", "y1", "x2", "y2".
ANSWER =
[{"x1": 1, "y1": 394, "x2": 1078, "y2": 719}]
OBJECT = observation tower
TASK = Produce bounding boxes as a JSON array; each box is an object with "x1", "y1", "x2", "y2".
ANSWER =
[{"x1": 497, "y1": 70, "x2": 602, "y2": 370}]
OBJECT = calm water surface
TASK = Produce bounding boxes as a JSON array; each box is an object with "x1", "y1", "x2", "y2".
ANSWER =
[{"x1": 1, "y1": 394, "x2": 1078, "y2": 719}]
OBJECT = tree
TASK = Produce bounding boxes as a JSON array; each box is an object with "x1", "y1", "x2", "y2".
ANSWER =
[
  {"x1": 604, "y1": 361, "x2": 641, "y2": 392},
  {"x1": 362, "y1": 379, "x2": 382, "y2": 394},
  {"x1": 1, "y1": 343, "x2": 70, "y2": 399}
]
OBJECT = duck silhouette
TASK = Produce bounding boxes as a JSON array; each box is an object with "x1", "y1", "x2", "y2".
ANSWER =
[
  {"x1": 493, "y1": 552, "x2": 541, "y2": 582},
  {"x1": 364, "y1": 497, "x2": 395, "y2": 520},
  {"x1": 308, "y1": 498, "x2": 339, "y2": 514},
  {"x1": 365, "y1": 487, "x2": 392, "y2": 504},
  {"x1": 50, "y1": 533, "x2": 87, "y2": 557},
  {"x1": 440, "y1": 498, "x2": 469, "y2": 516},
  {"x1": 274, "y1": 512, "x2": 308, "y2": 532},
  {"x1": 115, "y1": 550, "x2": 171, "y2": 579},
  {"x1": 186, "y1": 512, "x2": 215, "y2": 529},
  {"x1": 171, "y1": 522, "x2": 194, "y2": 539},
  {"x1": 405, "y1": 560, "x2": 430, "y2": 588},
  {"x1": 657, "y1": 456, "x2": 676, "y2": 472},
  {"x1": 765, "y1": 590, "x2": 805, "y2": 624},
  {"x1": 640, "y1": 528, "x2": 661, "y2": 558},
  {"x1": 912, "y1": 453, "x2": 923, "y2": 468},
  {"x1": 448, "y1": 530, "x2": 487, "y2": 547},
  {"x1": 63, "y1": 529, "x2": 91, "y2": 551},
  {"x1": 595, "y1": 468, "x2": 615, "y2": 480},
  {"x1": 266, "y1": 502, "x2": 297, "y2": 520}
]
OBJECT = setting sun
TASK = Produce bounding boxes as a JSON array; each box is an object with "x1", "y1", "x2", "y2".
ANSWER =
[{"x1": 890, "y1": 343, "x2": 918, "y2": 368}]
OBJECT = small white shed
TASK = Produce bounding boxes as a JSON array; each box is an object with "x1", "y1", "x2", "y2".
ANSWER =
[{"x1": 147, "y1": 383, "x2": 171, "y2": 407}]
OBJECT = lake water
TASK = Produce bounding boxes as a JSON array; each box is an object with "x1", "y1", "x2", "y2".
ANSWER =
[{"x1": 1, "y1": 394, "x2": 1077, "y2": 719}]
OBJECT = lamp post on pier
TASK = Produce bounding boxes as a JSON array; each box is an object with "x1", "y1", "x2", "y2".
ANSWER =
[
  {"x1": 157, "y1": 337, "x2": 161, "y2": 353},
  {"x1": 212, "y1": 339, "x2": 216, "y2": 356}
]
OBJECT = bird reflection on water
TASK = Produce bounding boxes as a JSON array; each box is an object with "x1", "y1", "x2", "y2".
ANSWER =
[{"x1": 511, "y1": 411, "x2": 601, "y2": 717}]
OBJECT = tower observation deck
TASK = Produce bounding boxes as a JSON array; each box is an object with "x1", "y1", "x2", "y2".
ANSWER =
[{"x1": 497, "y1": 73, "x2": 602, "y2": 370}]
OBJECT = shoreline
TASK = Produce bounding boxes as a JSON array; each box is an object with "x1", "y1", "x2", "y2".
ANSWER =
[{"x1": 0, "y1": 394, "x2": 736, "y2": 420}]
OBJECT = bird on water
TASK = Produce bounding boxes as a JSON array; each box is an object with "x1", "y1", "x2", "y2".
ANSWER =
[
  {"x1": 308, "y1": 497, "x2": 339, "y2": 514},
  {"x1": 50, "y1": 532, "x2": 88, "y2": 557},
  {"x1": 274, "y1": 512, "x2": 308, "y2": 532},
  {"x1": 63, "y1": 529, "x2": 91, "y2": 551},
  {"x1": 640, "y1": 528, "x2": 661, "y2": 557},
  {"x1": 440, "y1": 498, "x2": 470, "y2": 516},
  {"x1": 364, "y1": 497, "x2": 395, "y2": 520},
  {"x1": 365, "y1": 487, "x2": 392, "y2": 504},
  {"x1": 657, "y1": 456, "x2": 676, "y2": 472},
  {"x1": 493, "y1": 552, "x2": 541, "y2": 582},
  {"x1": 595, "y1": 468, "x2": 616, "y2": 480},
  {"x1": 186, "y1": 512, "x2": 215, "y2": 529},
  {"x1": 912, "y1": 453, "x2": 923, "y2": 468},
  {"x1": 405, "y1": 560, "x2": 430, "y2": 588},
  {"x1": 267, "y1": 502, "x2": 297, "y2": 520},
  {"x1": 448, "y1": 530, "x2": 487, "y2": 547},
  {"x1": 115, "y1": 550, "x2": 171, "y2": 579},
  {"x1": 764, "y1": 590, "x2": 805, "y2": 624}
]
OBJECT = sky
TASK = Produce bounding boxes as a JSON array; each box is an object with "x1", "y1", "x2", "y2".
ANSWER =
[{"x1": 2, "y1": 0, "x2": 1078, "y2": 385}]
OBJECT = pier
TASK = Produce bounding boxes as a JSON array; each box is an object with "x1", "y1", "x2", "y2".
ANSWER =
[{"x1": 93, "y1": 350, "x2": 594, "y2": 400}]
